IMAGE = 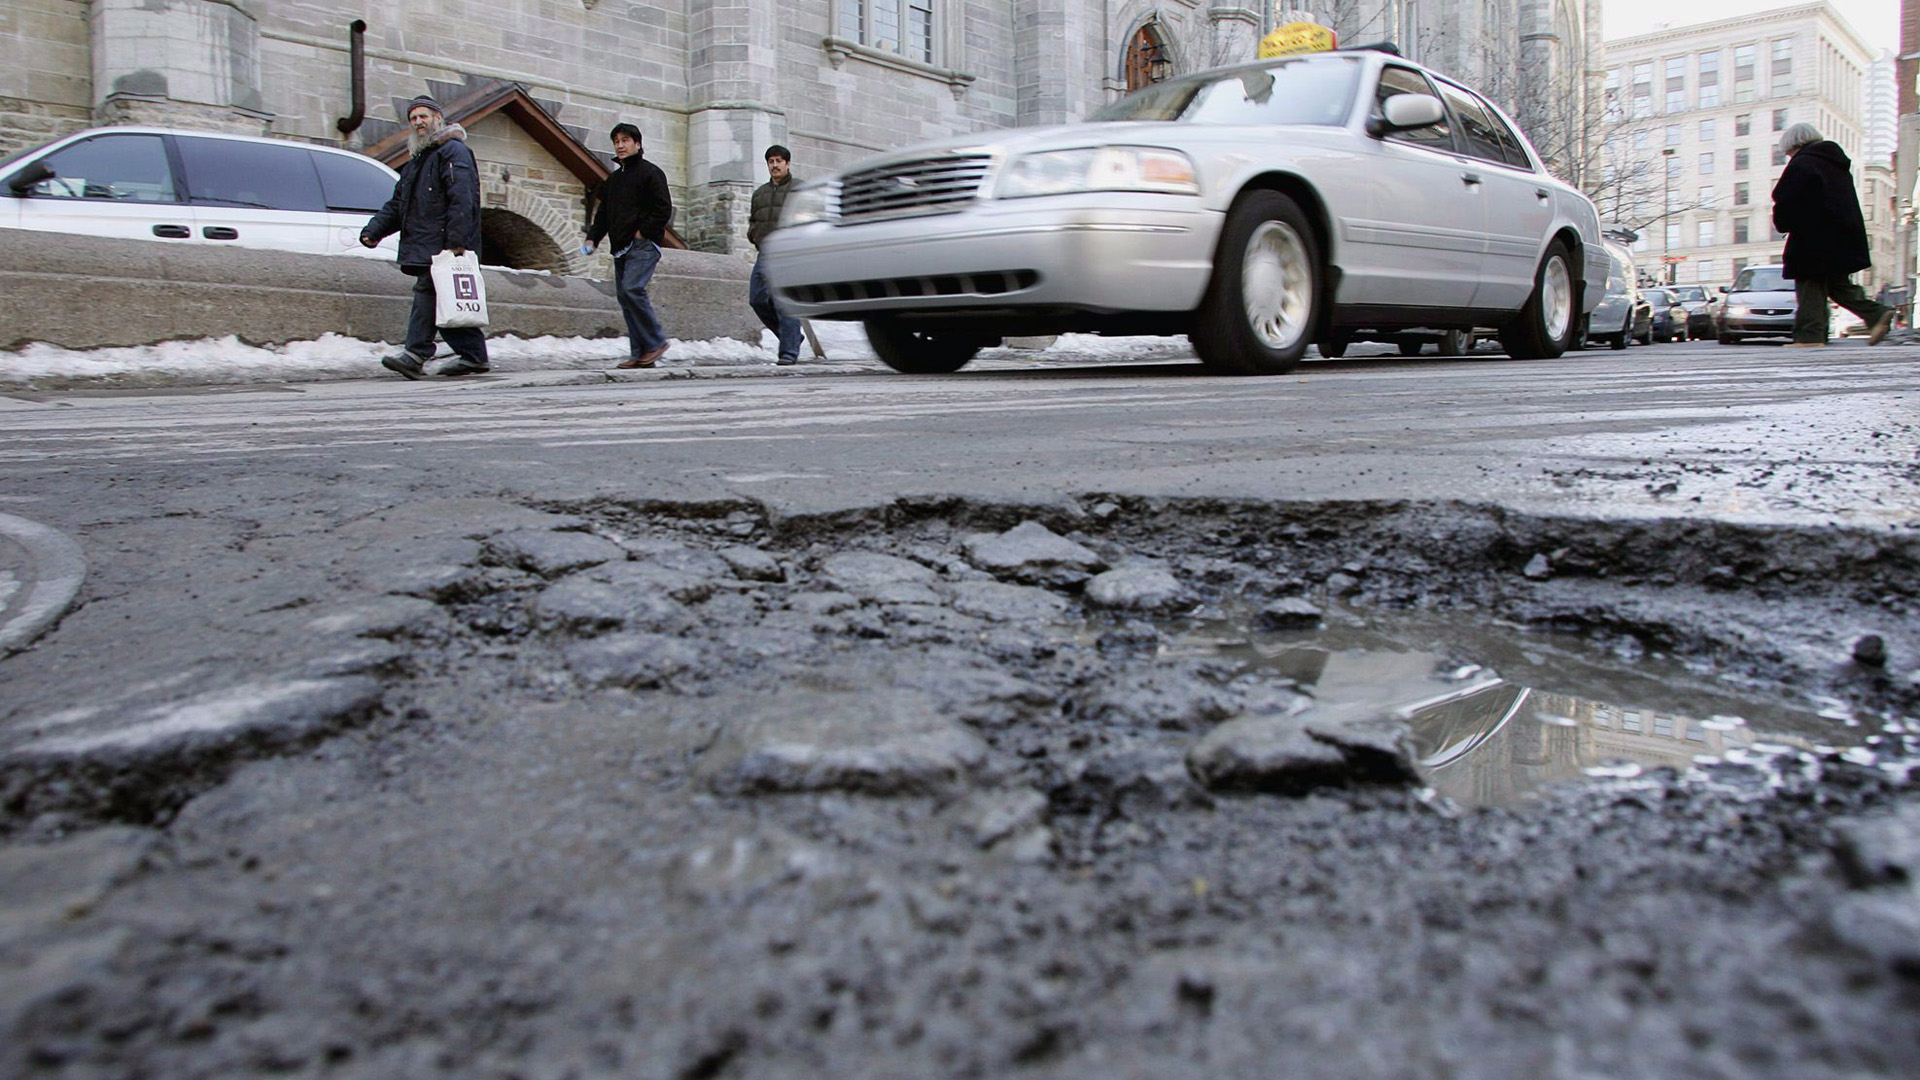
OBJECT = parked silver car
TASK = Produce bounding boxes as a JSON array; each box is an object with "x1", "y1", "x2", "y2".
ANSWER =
[
  {"x1": 1718, "y1": 265, "x2": 1795, "y2": 344},
  {"x1": 761, "y1": 48, "x2": 1607, "y2": 375}
]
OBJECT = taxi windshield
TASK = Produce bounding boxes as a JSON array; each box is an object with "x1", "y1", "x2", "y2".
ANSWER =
[{"x1": 1089, "y1": 57, "x2": 1361, "y2": 127}]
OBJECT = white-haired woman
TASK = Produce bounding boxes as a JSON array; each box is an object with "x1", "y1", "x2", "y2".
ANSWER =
[{"x1": 1771, "y1": 121, "x2": 1894, "y2": 346}]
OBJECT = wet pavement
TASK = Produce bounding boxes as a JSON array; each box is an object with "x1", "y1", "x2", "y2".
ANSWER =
[{"x1": 0, "y1": 339, "x2": 1917, "y2": 1078}]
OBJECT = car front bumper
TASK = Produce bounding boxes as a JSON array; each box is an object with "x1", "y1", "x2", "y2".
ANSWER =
[
  {"x1": 1722, "y1": 312, "x2": 1794, "y2": 336},
  {"x1": 759, "y1": 196, "x2": 1223, "y2": 320}
]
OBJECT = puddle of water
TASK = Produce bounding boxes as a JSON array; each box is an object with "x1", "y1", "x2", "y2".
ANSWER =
[{"x1": 1163, "y1": 610, "x2": 1916, "y2": 807}]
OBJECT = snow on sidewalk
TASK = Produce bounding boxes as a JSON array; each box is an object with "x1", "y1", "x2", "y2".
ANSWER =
[{"x1": 0, "y1": 323, "x2": 1195, "y2": 390}]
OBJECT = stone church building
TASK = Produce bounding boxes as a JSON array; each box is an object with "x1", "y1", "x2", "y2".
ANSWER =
[{"x1": 1, "y1": 0, "x2": 1600, "y2": 272}]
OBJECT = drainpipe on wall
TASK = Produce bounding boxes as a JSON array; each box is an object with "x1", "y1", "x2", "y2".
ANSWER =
[{"x1": 335, "y1": 20, "x2": 368, "y2": 138}]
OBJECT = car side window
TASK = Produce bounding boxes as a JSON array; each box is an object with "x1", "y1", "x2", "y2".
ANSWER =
[
  {"x1": 176, "y1": 136, "x2": 327, "y2": 212},
  {"x1": 311, "y1": 151, "x2": 395, "y2": 212},
  {"x1": 1433, "y1": 81, "x2": 1507, "y2": 164},
  {"x1": 1372, "y1": 67, "x2": 1452, "y2": 151},
  {"x1": 1475, "y1": 94, "x2": 1534, "y2": 170},
  {"x1": 27, "y1": 134, "x2": 179, "y2": 202}
]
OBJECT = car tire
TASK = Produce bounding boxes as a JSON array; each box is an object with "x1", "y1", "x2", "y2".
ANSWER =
[
  {"x1": 1718, "y1": 333, "x2": 1740, "y2": 345},
  {"x1": 1496, "y1": 240, "x2": 1577, "y2": 360},
  {"x1": 1192, "y1": 190, "x2": 1321, "y2": 376},
  {"x1": 1317, "y1": 333, "x2": 1349, "y2": 358},
  {"x1": 1610, "y1": 332, "x2": 1627, "y2": 350},
  {"x1": 1397, "y1": 338, "x2": 1424, "y2": 357},
  {"x1": 1439, "y1": 329, "x2": 1473, "y2": 356},
  {"x1": 864, "y1": 318, "x2": 988, "y2": 374},
  {"x1": 1636, "y1": 326, "x2": 1654, "y2": 346}
]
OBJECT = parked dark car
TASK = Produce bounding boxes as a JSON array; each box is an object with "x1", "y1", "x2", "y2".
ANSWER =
[
  {"x1": 1584, "y1": 241, "x2": 1654, "y2": 349},
  {"x1": 1642, "y1": 287, "x2": 1689, "y2": 342},
  {"x1": 1666, "y1": 284, "x2": 1716, "y2": 338}
]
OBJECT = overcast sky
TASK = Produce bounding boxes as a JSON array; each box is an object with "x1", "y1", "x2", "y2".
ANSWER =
[{"x1": 1603, "y1": 0, "x2": 1897, "y2": 50}]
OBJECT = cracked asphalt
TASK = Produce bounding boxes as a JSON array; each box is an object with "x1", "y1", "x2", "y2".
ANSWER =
[{"x1": 0, "y1": 338, "x2": 1917, "y2": 1078}]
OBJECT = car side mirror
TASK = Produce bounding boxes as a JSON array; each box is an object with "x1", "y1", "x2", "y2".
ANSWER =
[
  {"x1": 6, "y1": 160, "x2": 53, "y2": 195},
  {"x1": 1718, "y1": 285, "x2": 1729, "y2": 293},
  {"x1": 1366, "y1": 94, "x2": 1445, "y2": 139}
]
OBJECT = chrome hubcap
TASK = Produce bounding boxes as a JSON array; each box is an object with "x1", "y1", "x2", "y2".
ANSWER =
[
  {"x1": 1542, "y1": 255, "x2": 1573, "y2": 340},
  {"x1": 1242, "y1": 221, "x2": 1311, "y2": 351}
]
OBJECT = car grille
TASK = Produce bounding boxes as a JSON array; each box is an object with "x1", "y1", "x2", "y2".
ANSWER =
[
  {"x1": 782, "y1": 270, "x2": 1040, "y2": 305},
  {"x1": 836, "y1": 154, "x2": 992, "y2": 223},
  {"x1": 1749, "y1": 308, "x2": 1791, "y2": 316}
]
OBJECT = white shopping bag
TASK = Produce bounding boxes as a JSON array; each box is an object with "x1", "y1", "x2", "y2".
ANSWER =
[{"x1": 430, "y1": 250, "x2": 489, "y2": 328}]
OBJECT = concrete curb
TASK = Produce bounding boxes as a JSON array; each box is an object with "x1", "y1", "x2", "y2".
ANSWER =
[{"x1": 0, "y1": 513, "x2": 86, "y2": 657}]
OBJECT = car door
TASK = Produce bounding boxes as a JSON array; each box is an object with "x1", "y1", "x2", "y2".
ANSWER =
[
  {"x1": 173, "y1": 134, "x2": 334, "y2": 255},
  {"x1": 310, "y1": 148, "x2": 402, "y2": 259},
  {"x1": 8, "y1": 132, "x2": 196, "y2": 245},
  {"x1": 1430, "y1": 79, "x2": 1552, "y2": 313},
  {"x1": 1342, "y1": 65, "x2": 1483, "y2": 308}
]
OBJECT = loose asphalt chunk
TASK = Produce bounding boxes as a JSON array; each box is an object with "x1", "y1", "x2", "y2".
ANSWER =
[
  {"x1": 962, "y1": 520, "x2": 1107, "y2": 586},
  {"x1": 699, "y1": 688, "x2": 992, "y2": 796}
]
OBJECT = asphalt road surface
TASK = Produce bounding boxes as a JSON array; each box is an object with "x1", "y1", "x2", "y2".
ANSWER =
[{"x1": 1, "y1": 337, "x2": 1917, "y2": 1079}]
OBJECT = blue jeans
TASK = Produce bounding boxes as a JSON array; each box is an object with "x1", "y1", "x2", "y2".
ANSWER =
[
  {"x1": 615, "y1": 241, "x2": 667, "y2": 356},
  {"x1": 750, "y1": 255, "x2": 803, "y2": 361},
  {"x1": 404, "y1": 273, "x2": 488, "y2": 364}
]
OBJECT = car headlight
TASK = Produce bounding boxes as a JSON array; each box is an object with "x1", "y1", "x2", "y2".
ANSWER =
[
  {"x1": 996, "y1": 146, "x2": 1200, "y2": 199},
  {"x1": 779, "y1": 183, "x2": 835, "y2": 228},
  {"x1": 1725, "y1": 305, "x2": 1750, "y2": 316}
]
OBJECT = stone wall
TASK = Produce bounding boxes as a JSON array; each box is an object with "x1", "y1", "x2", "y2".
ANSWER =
[
  {"x1": 0, "y1": 228, "x2": 761, "y2": 351},
  {"x1": 0, "y1": 0, "x2": 89, "y2": 157}
]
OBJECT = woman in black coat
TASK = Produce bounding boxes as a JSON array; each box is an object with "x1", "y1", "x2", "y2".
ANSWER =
[{"x1": 1771, "y1": 122, "x2": 1893, "y2": 346}]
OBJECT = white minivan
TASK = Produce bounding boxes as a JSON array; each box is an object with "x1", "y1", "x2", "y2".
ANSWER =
[{"x1": 0, "y1": 127, "x2": 401, "y2": 258}]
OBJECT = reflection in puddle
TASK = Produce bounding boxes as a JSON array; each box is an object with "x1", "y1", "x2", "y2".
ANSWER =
[{"x1": 1175, "y1": 617, "x2": 1912, "y2": 807}]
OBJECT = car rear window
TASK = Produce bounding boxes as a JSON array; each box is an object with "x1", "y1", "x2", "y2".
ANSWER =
[
  {"x1": 1089, "y1": 57, "x2": 1360, "y2": 127},
  {"x1": 1732, "y1": 267, "x2": 1787, "y2": 291},
  {"x1": 176, "y1": 136, "x2": 327, "y2": 212},
  {"x1": 311, "y1": 151, "x2": 395, "y2": 212}
]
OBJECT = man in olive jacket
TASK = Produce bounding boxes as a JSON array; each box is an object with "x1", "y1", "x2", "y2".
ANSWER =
[
  {"x1": 361, "y1": 95, "x2": 490, "y2": 378},
  {"x1": 585, "y1": 123, "x2": 674, "y2": 368},
  {"x1": 1771, "y1": 122, "x2": 1894, "y2": 346},
  {"x1": 747, "y1": 145, "x2": 804, "y2": 365}
]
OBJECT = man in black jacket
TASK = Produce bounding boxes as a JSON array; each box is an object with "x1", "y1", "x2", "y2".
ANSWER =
[
  {"x1": 747, "y1": 145, "x2": 804, "y2": 365},
  {"x1": 361, "y1": 95, "x2": 490, "y2": 378},
  {"x1": 1772, "y1": 122, "x2": 1894, "y2": 346},
  {"x1": 585, "y1": 123, "x2": 674, "y2": 368}
]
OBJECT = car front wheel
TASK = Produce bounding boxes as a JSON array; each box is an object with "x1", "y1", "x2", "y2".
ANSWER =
[
  {"x1": 864, "y1": 319, "x2": 990, "y2": 374},
  {"x1": 1497, "y1": 240, "x2": 1577, "y2": 360},
  {"x1": 1192, "y1": 191, "x2": 1322, "y2": 376},
  {"x1": 1610, "y1": 332, "x2": 1627, "y2": 350}
]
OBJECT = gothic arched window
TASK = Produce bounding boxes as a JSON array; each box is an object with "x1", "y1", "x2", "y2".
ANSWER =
[{"x1": 1124, "y1": 22, "x2": 1172, "y2": 92}]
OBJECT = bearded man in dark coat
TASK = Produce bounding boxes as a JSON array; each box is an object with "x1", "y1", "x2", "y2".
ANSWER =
[
  {"x1": 361, "y1": 94, "x2": 490, "y2": 378},
  {"x1": 1771, "y1": 122, "x2": 1894, "y2": 347}
]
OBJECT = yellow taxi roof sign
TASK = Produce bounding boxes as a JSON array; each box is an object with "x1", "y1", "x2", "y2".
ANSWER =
[{"x1": 1258, "y1": 22, "x2": 1337, "y2": 59}]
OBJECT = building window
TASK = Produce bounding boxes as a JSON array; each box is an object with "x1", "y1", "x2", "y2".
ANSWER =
[
  {"x1": 1732, "y1": 257, "x2": 1747, "y2": 276},
  {"x1": 1699, "y1": 119, "x2": 1716, "y2": 141},
  {"x1": 1698, "y1": 185, "x2": 1714, "y2": 205},
  {"x1": 1770, "y1": 39, "x2": 1792, "y2": 97},
  {"x1": 1772, "y1": 145, "x2": 1786, "y2": 166},
  {"x1": 1734, "y1": 181, "x2": 1749, "y2": 205},
  {"x1": 1733, "y1": 44, "x2": 1756, "y2": 102},
  {"x1": 1772, "y1": 108, "x2": 1787, "y2": 131},
  {"x1": 1697, "y1": 221, "x2": 1715, "y2": 245},
  {"x1": 1123, "y1": 21, "x2": 1173, "y2": 91},
  {"x1": 1696, "y1": 259, "x2": 1715, "y2": 283},
  {"x1": 837, "y1": 0, "x2": 936, "y2": 64},
  {"x1": 1699, "y1": 152, "x2": 1714, "y2": 175},
  {"x1": 1666, "y1": 124, "x2": 1681, "y2": 146},
  {"x1": 1733, "y1": 216, "x2": 1749, "y2": 243},
  {"x1": 1699, "y1": 50, "x2": 1721, "y2": 107},
  {"x1": 1665, "y1": 56, "x2": 1686, "y2": 113},
  {"x1": 1634, "y1": 128, "x2": 1650, "y2": 150},
  {"x1": 1632, "y1": 61, "x2": 1653, "y2": 118},
  {"x1": 1734, "y1": 147, "x2": 1749, "y2": 170},
  {"x1": 1666, "y1": 154, "x2": 1682, "y2": 179},
  {"x1": 1666, "y1": 223, "x2": 1681, "y2": 248},
  {"x1": 1734, "y1": 113, "x2": 1751, "y2": 136}
]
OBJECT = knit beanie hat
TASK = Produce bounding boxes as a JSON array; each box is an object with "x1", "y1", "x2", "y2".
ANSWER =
[{"x1": 405, "y1": 95, "x2": 443, "y2": 117}]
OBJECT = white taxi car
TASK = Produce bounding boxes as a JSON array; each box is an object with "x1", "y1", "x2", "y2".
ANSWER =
[
  {"x1": 0, "y1": 127, "x2": 400, "y2": 259},
  {"x1": 762, "y1": 47, "x2": 1607, "y2": 375}
]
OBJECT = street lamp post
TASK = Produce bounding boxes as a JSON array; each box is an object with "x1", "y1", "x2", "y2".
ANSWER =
[{"x1": 1662, "y1": 147, "x2": 1675, "y2": 285}]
